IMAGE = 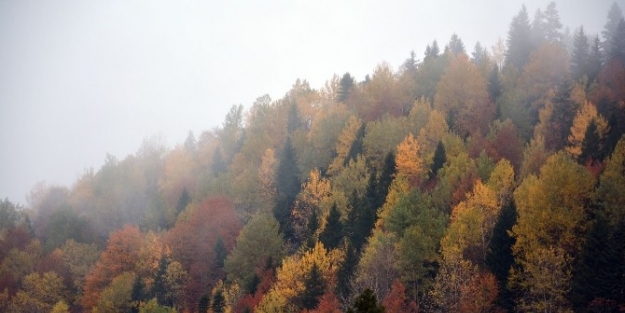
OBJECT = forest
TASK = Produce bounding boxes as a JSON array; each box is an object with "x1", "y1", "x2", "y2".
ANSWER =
[{"x1": 1, "y1": 2, "x2": 625, "y2": 312}]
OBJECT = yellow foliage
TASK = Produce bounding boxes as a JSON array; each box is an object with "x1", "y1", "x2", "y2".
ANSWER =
[
  {"x1": 376, "y1": 175, "x2": 410, "y2": 230},
  {"x1": 261, "y1": 243, "x2": 342, "y2": 311},
  {"x1": 566, "y1": 101, "x2": 608, "y2": 158},
  {"x1": 328, "y1": 115, "x2": 362, "y2": 176},
  {"x1": 395, "y1": 133, "x2": 423, "y2": 184}
]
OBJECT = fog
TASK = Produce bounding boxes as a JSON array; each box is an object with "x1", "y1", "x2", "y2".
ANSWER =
[{"x1": 0, "y1": 0, "x2": 614, "y2": 205}]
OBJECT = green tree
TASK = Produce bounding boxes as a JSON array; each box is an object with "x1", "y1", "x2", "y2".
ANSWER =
[
  {"x1": 198, "y1": 294, "x2": 210, "y2": 313},
  {"x1": 447, "y1": 33, "x2": 466, "y2": 55},
  {"x1": 319, "y1": 203, "x2": 343, "y2": 250},
  {"x1": 571, "y1": 27, "x2": 589, "y2": 81},
  {"x1": 224, "y1": 214, "x2": 285, "y2": 292},
  {"x1": 506, "y1": 5, "x2": 533, "y2": 69},
  {"x1": 94, "y1": 272, "x2": 136, "y2": 313},
  {"x1": 349, "y1": 289, "x2": 385, "y2": 313},
  {"x1": 211, "y1": 289, "x2": 225, "y2": 313},
  {"x1": 174, "y1": 188, "x2": 190, "y2": 217},
  {"x1": 337, "y1": 73, "x2": 355, "y2": 102},
  {"x1": 297, "y1": 263, "x2": 326, "y2": 310},
  {"x1": 274, "y1": 137, "x2": 301, "y2": 240},
  {"x1": 602, "y1": 2, "x2": 624, "y2": 57}
]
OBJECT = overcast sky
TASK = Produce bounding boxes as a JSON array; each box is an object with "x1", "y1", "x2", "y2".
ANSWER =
[{"x1": 0, "y1": 0, "x2": 617, "y2": 205}]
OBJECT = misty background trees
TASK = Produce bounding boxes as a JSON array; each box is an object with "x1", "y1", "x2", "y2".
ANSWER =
[{"x1": 1, "y1": 2, "x2": 625, "y2": 312}]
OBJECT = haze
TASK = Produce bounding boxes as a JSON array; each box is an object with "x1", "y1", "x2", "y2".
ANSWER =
[{"x1": 0, "y1": 0, "x2": 613, "y2": 205}]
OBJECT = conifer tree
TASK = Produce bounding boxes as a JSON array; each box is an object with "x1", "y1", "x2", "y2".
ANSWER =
[
  {"x1": 602, "y1": 2, "x2": 623, "y2": 56},
  {"x1": 298, "y1": 263, "x2": 326, "y2": 310},
  {"x1": 319, "y1": 203, "x2": 343, "y2": 250},
  {"x1": 211, "y1": 289, "x2": 225, "y2": 313},
  {"x1": 348, "y1": 289, "x2": 385, "y2": 313},
  {"x1": 198, "y1": 294, "x2": 210, "y2": 313},
  {"x1": 506, "y1": 5, "x2": 533, "y2": 69},
  {"x1": 274, "y1": 137, "x2": 301, "y2": 240},
  {"x1": 571, "y1": 27, "x2": 589, "y2": 81},
  {"x1": 337, "y1": 73, "x2": 354, "y2": 102}
]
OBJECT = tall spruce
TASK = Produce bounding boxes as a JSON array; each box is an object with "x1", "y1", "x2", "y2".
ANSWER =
[
  {"x1": 430, "y1": 141, "x2": 446, "y2": 179},
  {"x1": 319, "y1": 203, "x2": 344, "y2": 250},
  {"x1": 506, "y1": 5, "x2": 533, "y2": 69},
  {"x1": 571, "y1": 27, "x2": 589, "y2": 81},
  {"x1": 602, "y1": 2, "x2": 623, "y2": 57},
  {"x1": 337, "y1": 241, "x2": 358, "y2": 301},
  {"x1": 274, "y1": 137, "x2": 301, "y2": 240},
  {"x1": 486, "y1": 201, "x2": 518, "y2": 312},
  {"x1": 298, "y1": 263, "x2": 327, "y2": 310},
  {"x1": 344, "y1": 123, "x2": 366, "y2": 166},
  {"x1": 338, "y1": 72, "x2": 355, "y2": 102}
]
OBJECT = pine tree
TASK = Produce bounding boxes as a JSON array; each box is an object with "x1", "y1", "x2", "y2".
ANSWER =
[
  {"x1": 214, "y1": 237, "x2": 228, "y2": 269},
  {"x1": 430, "y1": 141, "x2": 446, "y2": 179},
  {"x1": 211, "y1": 289, "x2": 225, "y2": 313},
  {"x1": 175, "y1": 188, "x2": 190, "y2": 217},
  {"x1": 350, "y1": 289, "x2": 385, "y2": 313},
  {"x1": 471, "y1": 42, "x2": 487, "y2": 64},
  {"x1": 211, "y1": 147, "x2": 227, "y2": 177},
  {"x1": 485, "y1": 201, "x2": 517, "y2": 311},
  {"x1": 198, "y1": 294, "x2": 210, "y2": 313},
  {"x1": 151, "y1": 256, "x2": 169, "y2": 305},
  {"x1": 571, "y1": 27, "x2": 589, "y2": 81},
  {"x1": 298, "y1": 263, "x2": 327, "y2": 310},
  {"x1": 305, "y1": 208, "x2": 320, "y2": 249},
  {"x1": 506, "y1": 5, "x2": 533, "y2": 69},
  {"x1": 609, "y1": 18, "x2": 625, "y2": 63},
  {"x1": 338, "y1": 73, "x2": 355, "y2": 102},
  {"x1": 337, "y1": 241, "x2": 358, "y2": 301},
  {"x1": 447, "y1": 33, "x2": 466, "y2": 55},
  {"x1": 579, "y1": 119, "x2": 602, "y2": 164},
  {"x1": 319, "y1": 203, "x2": 343, "y2": 250},
  {"x1": 344, "y1": 123, "x2": 366, "y2": 166},
  {"x1": 287, "y1": 102, "x2": 303, "y2": 134},
  {"x1": 543, "y1": 1, "x2": 563, "y2": 44},
  {"x1": 274, "y1": 137, "x2": 301, "y2": 240},
  {"x1": 602, "y1": 2, "x2": 623, "y2": 57},
  {"x1": 375, "y1": 152, "x2": 396, "y2": 210},
  {"x1": 588, "y1": 35, "x2": 603, "y2": 82}
]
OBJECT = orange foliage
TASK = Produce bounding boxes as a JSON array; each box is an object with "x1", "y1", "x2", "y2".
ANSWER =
[
  {"x1": 459, "y1": 271, "x2": 499, "y2": 313},
  {"x1": 382, "y1": 280, "x2": 419, "y2": 313},
  {"x1": 82, "y1": 225, "x2": 143, "y2": 309},
  {"x1": 303, "y1": 291, "x2": 342, "y2": 313},
  {"x1": 164, "y1": 196, "x2": 242, "y2": 309},
  {"x1": 396, "y1": 134, "x2": 424, "y2": 186},
  {"x1": 234, "y1": 268, "x2": 276, "y2": 313}
]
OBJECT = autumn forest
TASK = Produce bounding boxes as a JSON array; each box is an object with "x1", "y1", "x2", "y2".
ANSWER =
[{"x1": 2, "y1": 2, "x2": 625, "y2": 313}]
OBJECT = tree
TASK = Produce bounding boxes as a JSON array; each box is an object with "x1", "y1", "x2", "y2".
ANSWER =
[
  {"x1": 211, "y1": 289, "x2": 225, "y2": 313},
  {"x1": 198, "y1": 294, "x2": 210, "y2": 313},
  {"x1": 543, "y1": 2, "x2": 563, "y2": 44},
  {"x1": 602, "y1": 2, "x2": 624, "y2": 58},
  {"x1": 434, "y1": 53, "x2": 493, "y2": 138},
  {"x1": 328, "y1": 116, "x2": 363, "y2": 176},
  {"x1": 506, "y1": 5, "x2": 533, "y2": 69},
  {"x1": 571, "y1": 27, "x2": 589, "y2": 81},
  {"x1": 297, "y1": 263, "x2": 326, "y2": 310},
  {"x1": 381, "y1": 281, "x2": 418, "y2": 313},
  {"x1": 319, "y1": 203, "x2": 343, "y2": 250},
  {"x1": 174, "y1": 188, "x2": 190, "y2": 219},
  {"x1": 349, "y1": 289, "x2": 384, "y2": 313},
  {"x1": 511, "y1": 153, "x2": 594, "y2": 312},
  {"x1": 588, "y1": 35, "x2": 603, "y2": 82},
  {"x1": 94, "y1": 272, "x2": 136, "y2": 313},
  {"x1": 566, "y1": 101, "x2": 608, "y2": 159},
  {"x1": 447, "y1": 33, "x2": 466, "y2": 55},
  {"x1": 224, "y1": 214, "x2": 284, "y2": 293},
  {"x1": 609, "y1": 18, "x2": 625, "y2": 63},
  {"x1": 395, "y1": 134, "x2": 423, "y2": 186},
  {"x1": 337, "y1": 73, "x2": 355, "y2": 102},
  {"x1": 274, "y1": 137, "x2": 301, "y2": 240},
  {"x1": 8, "y1": 271, "x2": 67, "y2": 313}
]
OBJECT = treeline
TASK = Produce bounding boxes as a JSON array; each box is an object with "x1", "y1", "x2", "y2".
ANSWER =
[{"x1": 1, "y1": 2, "x2": 625, "y2": 312}]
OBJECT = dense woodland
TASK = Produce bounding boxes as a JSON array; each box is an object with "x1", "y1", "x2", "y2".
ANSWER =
[{"x1": 2, "y1": 2, "x2": 625, "y2": 312}]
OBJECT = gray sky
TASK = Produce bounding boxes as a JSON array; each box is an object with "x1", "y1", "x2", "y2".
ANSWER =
[{"x1": 0, "y1": 0, "x2": 617, "y2": 205}]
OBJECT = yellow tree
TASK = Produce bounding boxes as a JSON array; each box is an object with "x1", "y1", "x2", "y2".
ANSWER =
[
  {"x1": 395, "y1": 134, "x2": 423, "y2": 186},
  {"x1": 258, "y1": 148, "x2": 278, "y2": 214},
  {"x1": 292, "y1": 169, "x2": 333, "y2": 244},
  {"x1": 434, "y1": 53, "x2": 493, "y2": 138},
  {"x1": 258, "y1": 243, "x2": 342, "y2": 312},
  {"x1": 566, "y1": 101, "x2": 608, "y2": 158},
  {"x1": 328, "y1": 115, "x2": 362, "y2": 176},
  {"x1": 511, "y1": 152, "x2": 594, "y2": 312}
]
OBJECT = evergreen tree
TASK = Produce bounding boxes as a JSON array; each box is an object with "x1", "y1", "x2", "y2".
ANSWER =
[
  {"x1": 211, "y1": 289, "x2": 225, "y2": 313},
  {"x1": 211, "y1": 147, "x2": 227, "y2": 177},
  {"x1": 530, "y1": 8, "x2": 546, "y2": 46},
  {"x1": 543, "y1": 1, "x2": 563, "y2": 44},
  {"x1": 447, "y1": 33, "x2": 466, "y2": 55},
  {"x1": 471, "y1": 42, "x2": 487, "y2": 64},
  {"x1": 430, "y1": 141, "x2": 446, "y2": 179},
  {"x1": 305, "y1": 208, "x2": 320, "y2": 249},
  {"x1": 506, "y1": 5, "x2": 533, "y2": 69},
  {"x1": 198, "y1": 294, "x2": 210, "y2": 313},
  {"x1": 602, "y1": 2, "x2": 623, "y2": 57},
  {"x1": 344, "y1": 123, "x2": 366, "y2": 166},
  {"x1": 579, "y1": 119, "x2": 601, "y2": 164},
  {"x1": 337, "y1": 241, "x2": 359, "y2": 301},
  {"x1": 587, "y1": 35, "x2": 603, "y2": 82},
  {"x1": 338, "y1": 72, "x2": 355, "y2": 102},
  {"x1": 349, "y1": 289, "x2": 385, "y2": 313},
  {"x1": 175, "y1": 188, "x2": 190, "y2": 217},
  {"x1": 131, "y1": 276, "x2": 145, "y2": 313},
  {"x1": 609, "y1": 18, "x2": 625, "y2": 63},
  {"x1": 274, "y1": 137, "x2": 301, "y2": 240},
  {"x1": 571, "y1": 27, "x2": 589, "y2": 81},
  {"x1": 375, "y1": 152, "x2": 396, "y2": 210},
  {"x1": 319, "y1": 203, "x2": 344, "y2": 250},
  {"x1": 214, "y1": 237, "x2": 228, "y2": 269},
  {"x1": 545, "y1": 82, "x2": 579, "y2": 151},
  {"x1": 287, "y1": 102, "x2": 302, "y2": 134},
  {"x1": 485, "y1": 201, "x2": 517, "y2": 311},
  {"x1": 298, "y1": 263, "x2": 327, "y2": 310}
]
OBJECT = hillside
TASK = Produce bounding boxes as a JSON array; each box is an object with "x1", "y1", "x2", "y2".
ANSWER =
[{"x1": 1, "y1": 2, "x2": 625, "y2": 312}]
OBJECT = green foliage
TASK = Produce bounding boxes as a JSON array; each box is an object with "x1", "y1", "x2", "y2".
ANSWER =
[
  {"x1": 225, "y1": 214, "x2": 285, "y2": 292},
  {"x1": 274, "y1": 137, "x2": 301, "y2": 240},
  {"x1": 319, "y1": 203, "x2": 343, "y2": 250},
  {"x1": 198, "y1": 294, "x2": 210, "y2": 313},
  {"x1": 297, "y1": 263, "x2": 326, "y2": 310},
  {"x1": 506, "y1": 5, "x2": 532, "y2": 69},
  {"x1": 211, "y1": 289, "x2": 225, "y2": 313},
  {"x1": 139, "y1": 298, "x2": 177, "y2": 313},
  {"x1": 349, "y1": 289, "x2": 385, "y2": 313}
]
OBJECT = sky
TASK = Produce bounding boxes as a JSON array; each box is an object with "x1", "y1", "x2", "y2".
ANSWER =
[{"x1": 0, "y1": 0, "x2": 618, "y2": 205}]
